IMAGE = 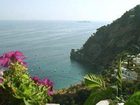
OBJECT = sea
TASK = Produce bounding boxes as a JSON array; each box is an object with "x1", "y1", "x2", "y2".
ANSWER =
[{"x1": 0, "y1": 20, "x2": 107, "y2": 89}]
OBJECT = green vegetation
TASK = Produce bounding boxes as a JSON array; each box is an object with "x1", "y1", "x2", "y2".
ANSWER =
[
  {"x1": 1, "y1": 4, "x2": 140, "y2": 105},
  {"x1": 84, "y1": 53, "x2": 140, "y2": 105},
  {"x1": 84, "y1": 74, "x2": 115, "y2": 105},
  {"x1": 125, "y1": 91, "x2": 140, "y2": 105},
  {"x1": 53, "y1": 52, "x2": 140, "y2": 105},
  {"x1": 71, "y1": 5, "x2": 140, "y2": 68},
  {"x1": 2, "y1": 63, "x2": 50, "y2": 105},
  {"x1": 0, "y1": 51, "x2": 53, "y2": 105},
  {"x1": 70, "y1": 5, "x2": 140, "y2": 104}
]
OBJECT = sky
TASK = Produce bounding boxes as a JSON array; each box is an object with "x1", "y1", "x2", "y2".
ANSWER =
[{"x1": 0, "y1": 0, "x2": 140, "y2": 21}]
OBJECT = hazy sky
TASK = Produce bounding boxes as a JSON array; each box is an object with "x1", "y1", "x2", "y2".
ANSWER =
[{"x1": 0, "y1": 0, "x2": 140, "y2": 21}]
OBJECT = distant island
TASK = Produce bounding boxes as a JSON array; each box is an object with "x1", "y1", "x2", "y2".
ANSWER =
[
  {"x1": 71, "y1": 5, "x2": 140, "y2": 69},
  {"x1": 76, "y1": 21, "x2": 91, "y2": 23}
]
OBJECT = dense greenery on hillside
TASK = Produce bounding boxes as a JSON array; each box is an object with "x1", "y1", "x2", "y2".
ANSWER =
[{"x1": 71, "y1": 5, "x2": 140, "y2": 68}]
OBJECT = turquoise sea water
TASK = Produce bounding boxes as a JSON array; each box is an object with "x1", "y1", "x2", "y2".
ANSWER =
[{"x1": 0, "y1": 21, "x2": 106, "y2": 89}]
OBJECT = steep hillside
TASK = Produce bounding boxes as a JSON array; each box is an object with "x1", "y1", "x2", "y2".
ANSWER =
[{"x1": 71, "y1": 5, "x2": 140, "y2": 68}]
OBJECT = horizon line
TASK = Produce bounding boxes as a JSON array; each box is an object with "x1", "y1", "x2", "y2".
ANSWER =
[{"x1": 0, "y1": 19, "x2": 111, "y2": 22}]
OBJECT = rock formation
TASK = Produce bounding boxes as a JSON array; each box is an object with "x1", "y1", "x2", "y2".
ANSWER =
[{"x1": 71, "y1": 5, "x2": 140, "y2": 68}]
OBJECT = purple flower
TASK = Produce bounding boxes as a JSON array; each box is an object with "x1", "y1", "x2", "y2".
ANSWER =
[
  {"x1": 48, "y1": 89, "x2": 54, "y2": 96},
  {"x1": 32, "y1": 76, "x2": 42, "y2": 85},
  {"x1": 32, "y1": 76, "x2": 54, "y2": 95},
  {"x1": 32, "y1": 76, "x2": 40, "y2": 83},
  {"x1": 32, "y1": 76, "x2": 53, "y2": 87},
  {"x1": 42, "y1": 78, "x2": 53, "y2": 87},
  {"x1": 0, "y1": 57, "x2": 9, "y2": 67},
  {"x1": 41, "y1": 78, "x2": 54, "y2": 95},
  {"x1": 0, "y1": 51, "x2": 26, "y2": 67}
]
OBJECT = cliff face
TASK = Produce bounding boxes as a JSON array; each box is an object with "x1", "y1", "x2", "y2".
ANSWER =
[{"x1": 71, "y1": 5, "x2": 140, "y2": 68}]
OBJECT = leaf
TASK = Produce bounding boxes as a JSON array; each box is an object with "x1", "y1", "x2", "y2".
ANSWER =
[
  {"x1": 23, "y1": 98, "x2": 32, "y2": 105},
  {"x1": 84, "y1": 74, "x2": 106, "y2": 90},
  {"x1": 125, "y1": 91, "x2": 140, "y2": 105},
  {"x1": 84, "y1": 88, "x2": 114, "y2": 105}
]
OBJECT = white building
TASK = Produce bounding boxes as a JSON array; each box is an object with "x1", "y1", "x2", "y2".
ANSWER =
[
  {"x1": 121, "y1": 67, "x2": 138, "y2": 81},
  {"x1": 113, "y1": 67, "x2": 138, "y2": 81}
]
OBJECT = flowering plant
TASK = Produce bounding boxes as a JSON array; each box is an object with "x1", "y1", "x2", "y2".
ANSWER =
[{"x1": 0, "y1": 51, "x2": 53, "y2": 105}]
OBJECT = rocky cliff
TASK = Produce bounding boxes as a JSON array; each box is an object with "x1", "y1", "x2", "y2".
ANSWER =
[{"x1": 71, "y1": 5, "x2": 140, "y2": 68}]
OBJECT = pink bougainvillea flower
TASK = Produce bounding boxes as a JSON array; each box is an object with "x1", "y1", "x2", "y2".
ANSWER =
[
  {"x1": 32, "y1": 76, "x2": 43, "y2": 85},
  {"x1": 0, "y1": 57, "x2": 9, "y2": 67},
  {"x1": 32, "y1": 76, "x2": 40, "y2": 83},
  {"x1": 48, "y1": 89, "x2": 54, "y2": 96},
  {"x1": 42, "y1": 78, "x2": 54, "y2": 95},
  {"x1": 32, "y1": 76, "x2": 54, "y2": 95},
  {"x1": 15, "y1": 51, "x2": 24, "y2": 57},
  {"x1": 0, "y1": 51, "x2": 26, "y2": 67},
  {"x1": 22, "y1": 62, "x2": 27, "y2": 66},
  {"x1": 3, "y1": 51, "x2": 14, "y2": 58},
  {"x1": 14, "y1": 51, "x2": 26, "y2": 61},
  {"x1": 42, "y1": 78, "x2": 53, "y2": 87}
]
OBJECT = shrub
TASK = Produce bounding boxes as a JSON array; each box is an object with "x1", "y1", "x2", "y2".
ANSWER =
[{"x1": 0, "y1": 51, "x2": 53, "y2": 105}]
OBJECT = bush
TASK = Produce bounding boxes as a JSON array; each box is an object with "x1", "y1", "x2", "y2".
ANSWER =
[{"x1": 0, "y1": 51, "x2": 53, "y2": 105}]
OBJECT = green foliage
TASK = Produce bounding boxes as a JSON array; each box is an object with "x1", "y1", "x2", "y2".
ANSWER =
[
  {"x1": 84, "y1": 87, "x2": 115, "y2": 105},
  {"x1": 125, "y1": 91, "x2": 140, "y2": 105},
  {"x1": 84, "y1": 74, "x2": 106, "y2": 90},
  {"x1": 116, "y1": 57, "x2": 123, "y2": 99},
  {"x1": 84, "y1": 74, "x2": 116, "y2": 105},
  {"x1": 1, "y1": 62, "x2": 50, "y2": 105},
  {"x1": 84, "y1": 53, "x2": 132, "y2": 105}
]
